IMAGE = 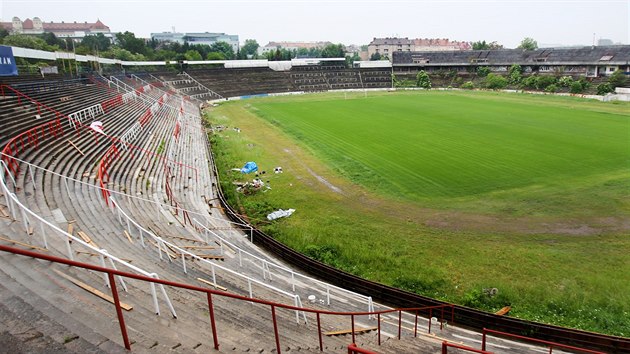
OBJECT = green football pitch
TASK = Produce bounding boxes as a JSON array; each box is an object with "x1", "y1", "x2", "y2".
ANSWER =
[
  {"x1": 250, "y1": 91, "x2": 630, "y2": 217},
  {"x1": 207, "y1": 90, "x2": 630, "y2": 335}
]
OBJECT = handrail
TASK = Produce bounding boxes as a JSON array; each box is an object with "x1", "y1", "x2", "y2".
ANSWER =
[
  {"x1": 442, "y1": 341, "x2": 493, "y2": 354},
  {"x1": 0, "y1": 160, "x2": 176, "y2": 317},
  {"x1": 179, "y1": 71, "x2": 224, "y2": 99},
  {"x1": 482, "y1": 328, "x2": 606, "y2": 354},
  {"x1": 108, "y1": 195, "x2": 308, "y2": 324},
  {"x1": 0, "y1": 152, "x2": 248, "y2": 229},
  {"x1": 0, "y1": 84, "x2": 199, "y2": 178},
  {"x1": 347, "y1": 343, "x2": 378, "y2": 354},
  {"x1": 193, "y1": 219, "x2": 375, "y2": 312},
  {"x1": 0, "y1": 244, "x2": 455, "y2": 353}
]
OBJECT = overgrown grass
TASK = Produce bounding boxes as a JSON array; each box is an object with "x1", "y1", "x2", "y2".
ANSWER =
[{"x1": 205, "y1": 91, "x2": 630, "y2": 336}]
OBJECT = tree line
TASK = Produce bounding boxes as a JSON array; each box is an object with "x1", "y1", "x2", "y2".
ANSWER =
[{"x1": 0, "y1": 30, "x2": 353, "y2": 63}]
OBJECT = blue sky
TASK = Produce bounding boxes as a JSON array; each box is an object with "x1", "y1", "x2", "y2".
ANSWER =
[{"x1": 1, "y1": 0, "x2": 628, "y2": 48}]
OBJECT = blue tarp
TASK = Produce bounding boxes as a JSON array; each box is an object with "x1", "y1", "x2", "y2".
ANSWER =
[
  {"x1": 240, "y1": 161, "x2": 258, "y2": 174},
  {"x1": 0, "y1": 46, "x2": 18, "y2": 76}
]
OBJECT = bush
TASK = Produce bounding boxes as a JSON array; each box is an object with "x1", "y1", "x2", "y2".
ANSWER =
[
  {"x1": 596, "y1": 83, "x2": 614, "y2": 95},
  {"x1": 416, "y1": 70, "x2": 432, "y2": 89},
  {"x1": 521, "y1": 75, "x2": 538, "y2": 89},
  {"x1": 461, "y1": 81, "x2": 475, "y2": 89},
  {"x1": 484, "y1": 73, "x2": 508, "y2": 90},
  {"x1": 476, "y1": 66, "x2": 491, "y2": 77},
  {"x1": 558, "y1": 76, "x2": 574, "y2": 87},
  {"x1": 508, "y1": 64, "x2": 523, "y2": 85},
  {"x1": 545, "y1": 84, "x2": 558, "y2": 93},
  {"x1": 608, "y1": 69, "x2": 627, "y2": 88},
  {"x1": 537, "y1": 76, "x2": 557, "y2": 90},
  {"x1": 569, "y1": 81, "x2": 584, "y2": 94}
]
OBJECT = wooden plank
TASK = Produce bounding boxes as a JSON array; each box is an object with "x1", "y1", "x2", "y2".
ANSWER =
[
  {"x1": 0, "y1": 206, "x2": 10, "y2": 218},
  {"x1": 214, "y1": 240, "x2": 235, "y2": 254},
  {"x1": 123, "y1": 230, "x2": 133, "y2": 243},
  {"x1": 194, "y1": 254, "x2": 225, "y2": 261},
  {"x1": 77, "y1": 231, "x2": 91, "y2": 243},
  {"x1": 52, "y1": 269, "x2": 133, "y2": 311},
  {"x1": 148, "y1": 238, "x2": 176, "y2": 260},
  {"x1": 67, "y1": 223, "x2": 74, "y2": 236},
  {"x1": 181, "y1": 245, "x2": 217, "y2": 250},
  {"x1": 75, "y1": 251, "x2": 132, "y2": 263},
  {"x1": 67, "y1": 139, "x2": 85, "y2": 156},
  {"x1": 197, "y1": 277, "x2": 228, "y2": 291},
  {"x1": 324, "y1": 327, "x2": 377, "y2": 336},
  {"x1": 166, "y1": 234, "x2": 203, "y2": 243},
  {"x1": 0, "y1": 235, "x2": 47, "y2": 252},
  {"x1": 495, "y1": 306, "x2": 511, "y2": 316},
  {"x1": 77, "y1": 231, "x2": 99, "y2": 248}
]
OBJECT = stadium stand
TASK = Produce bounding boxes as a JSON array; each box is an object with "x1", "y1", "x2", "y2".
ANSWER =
[
  {"x1": 0, "y1": 67, "x2": 626, "y2": 353},
  {"x1": 0, "y1": 75, "x2": 459, "y2": 353},
  {"x1": 393, "y1": 46, "x2": 630, "y2": 77}
]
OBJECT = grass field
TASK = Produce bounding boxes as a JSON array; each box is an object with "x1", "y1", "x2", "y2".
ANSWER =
[{"x1": 206, "y1": 90, "x2": 630, "y2": 336}]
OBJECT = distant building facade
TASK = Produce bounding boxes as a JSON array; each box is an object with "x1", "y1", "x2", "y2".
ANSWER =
[
  {"x1": 258, "y1": 41, "x2": 332, "y2": 56},
  {"x1": 368, "y1": 37, "x2": 471, "y2": 60},
  {"x1": 151, "y1": 32, "x2": 239, "y2": 52},
  {"x1": 0, "y1": 17, "x2": 113, "y2": 40}
]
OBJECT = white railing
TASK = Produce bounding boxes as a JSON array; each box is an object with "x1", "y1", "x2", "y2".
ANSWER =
[
  {"x1": 193, "y1": 219, "x2": 375, "y2": 316},
  {"x1": 1, "y1": 154, "x2": 249, "y2": 231},
  {"x1": 0, "y1": 159, "x2": 177, "y2": 318},
  {"x1": 179, "y1": 71, "x2": 224, "y2": 99},
  {"x1": 68, "y1": 103, "x2": 105, "y2": 131},
  {"x1": 108, "y1": 196, "x2": 307, "y2": 324}
]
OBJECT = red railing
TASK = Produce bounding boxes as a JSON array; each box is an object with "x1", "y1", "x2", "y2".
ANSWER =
[
  {"x1": 101, "y1": 94, "x2": 123, "y2": 113},
  {"x1": 0, "y1": 244, "x2": 454, "y2": 354},
  {"x1": 442, "y1": 341, "x2": 492, "y2": 354},
  {"x1": 348, "y1": 343, "x2": 378, "y2": 354},
  {"x1": 482, "y1": 328, "x2": 606, "y2": 354},
  {"x1": 0, "y1": 83, "x2": 197, "y2": 203}
]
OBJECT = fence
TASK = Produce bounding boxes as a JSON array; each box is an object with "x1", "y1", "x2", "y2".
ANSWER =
[
  {"x1": 0, "y1": 244, "x2": 455, "y2": 354},
  {"x1": 481, "y1": 328, "x2": 606, "y2": 354}
]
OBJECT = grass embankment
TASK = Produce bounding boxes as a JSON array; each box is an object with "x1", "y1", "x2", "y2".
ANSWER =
[{"x1": 206, "y1": 90, "x2": 630, "y2": 336}]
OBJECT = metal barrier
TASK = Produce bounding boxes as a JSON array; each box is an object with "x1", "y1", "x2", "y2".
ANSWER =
[
  {"x1": 348, "y1": 343, "x2": 378, "y2": 354},
  {"x1": 442, "y1": 341, "x2": 492, "y2": 354},
  {"x1": 0, "y1": 245, "x2": 455, "y2": 353},
  {"x1": 0, "y1": 160, "x2": 176, "y2": 317},
  {"x1": 481, "y1": 328, "x2": 606, "y2": 354}
]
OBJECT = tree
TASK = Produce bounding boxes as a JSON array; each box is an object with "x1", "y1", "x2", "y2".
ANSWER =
[
  {"x1": 115, "y1": 31, "x2": 147, "y2": 55},
  {"x1": 472, "y1": 40, "x2": 503, "y2": 50},
  {"x1": 321, "y1": 43, "x2": 345, "y2": 58},
  {"x1": 40, "y1": 32, "x2": 64, "y2": 48},
  {"x1": 184, "y1": 49, "x2": 202, "y2": 61},
  {"x1": 346, "y1": 53, "x2": 360, "y2": 66},
  {"x1": 416, "y1": 70, "x2": 431, "y2": 89},
  {"x1": 206, "y1": 52, "x2": 226, "y2": 60},
  {"x1": 472, "y1": 40, "x2": 489, "y2": 50},
  {"x1": 0, "y1": 28, "x2": 8, "y2": 40},
  {"x1": 518, "y1": 37, "x2": 538, "y2": 50},
  {"x1": 240, "y1": 39, "x2": 259, "y2": 59},
  {"x1": 80, "y1": 33, "x2": 111, "y2": 53},
  {"x1": 209, "y1": 41, "x2": 234, "y2": 60},
  {"x1": 2, "y1": 34, "x2": 54, "y2": 51},
  {"x1": 370, "y1": 52, "x2": 382, "y2": 61}
]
